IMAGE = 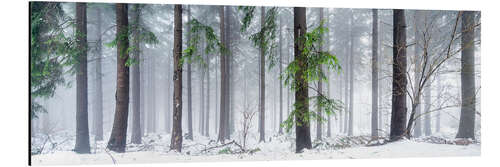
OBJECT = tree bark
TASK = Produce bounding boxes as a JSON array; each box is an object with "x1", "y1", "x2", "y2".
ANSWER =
[
  {"x1": 371, "y1": 9, "x2": 379, "y2": 138},
  {"x1": 217, "y1": 6, "x2": 227, "y2": 143},
  {"x1": 74, "y1": 2, "x2": 90, "y2": 154},
  {"x1": 186, "y1": 6, "x2": 193, "y2": 140},
  {"x1": 131, "y1": 4, "x2": 142, "y2": 144},
  {"x1": 456, "y1": 11, "x2": 476, "y2": 139},
  {"x1": 93, "y1": 5, "x2": 104, "y2": 141},
  {"x1": 259, "y1": 6, "x2": 266, "y2": 143},
  {"x1": 278, "y1": 14, "x2": 284, "y2": 135},
  {"x1": 348, "y1": 10, "x2": 354, "y2": 136},
  {"x1": 170, "y1": 4, "x2": 183, "y2": 152},
  {"x1": 390, "y1": 9, "x2": 408, "y2": 141},
  {"x1": 107, "y1": 3, "x2": 130, "y2": 153},
  {"x1": 294, "y1": 7, "x2": 312, "y2": 153}
]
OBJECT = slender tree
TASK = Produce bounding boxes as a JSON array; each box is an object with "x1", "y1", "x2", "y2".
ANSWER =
[
  {"x1": 259, "y1": 6, "x2": 266, "y2": 143},
  {"x1": 348, "y1": 10, "x2": 354, "y2": 136},
  {"x1": 371, "y1": 9, "x2": 379, "y2": 138},
  {"x1": 170, "y1": 4, "x2": 183, "y2": 152},
  {"x1": 278, "y1": 13, "x2": 284, "y2": 135},
  {"x1": 217, "y1": 5, "x2": 227, "y2": 143},
  {"x1": 74, "y1": 2, "x2": 90, "y2": 154},
  {"x1": 186, "y1": 5, "x2": 194, "y2": 140},
  {"x1": 131, "y1": 4, "x2": 142, "y2": 144},
  {"x1": 316, "y1": 8, "x2": 324, "y2": 141},
  {"x1": 93, "y1": 5, "x2": 104, "y2": 141},
  {"x1": 107, "y1": 3, "x2": 130, "y2": 153}
]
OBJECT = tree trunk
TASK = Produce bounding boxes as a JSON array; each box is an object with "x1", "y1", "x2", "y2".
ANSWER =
[
  {"x1": 107, "y1": 3, "x2": 130, "y2": 153},
  {"x1": 456, "y1": 11, "x2": 476, "y2": 139},
  {"x1": 424, "y1": 83, "x2": 432, "y2": 136},
  {"x1": 343, "y1": 46, "x2": 349, "y2": 134},
  {"x1": 348, "y1": 10, "x2": 354, "y2": 136},
  {"x1": 371, "y1": 9, "x2": 379, "y2": 138},
  {"x1": 93, "y1": 6, "x2": 104, "y2": 141},
  {"x1": 390, "y1": 9, "x2": 408, "y2": 141},
  {"x1": 217, "y1": 6, "x2": 227, "y2": 143},
  {"x1": 205, "y1": 51, "x2": 210, "y2": 137},
  {"x1": 74, "y1": 2, "x2": 90, "y2": 154},
  {"x1": 278, "y1": 14, "x2": 284, "y2": 135},
  {"x1": 131, "y1": 4, "x2": 142, "y2": 144},
  {"x1": 170, "y1": 4, "x2": 183, "y2": 152},
  {"x1": 259, "y1": 6, "x2": 266, "y2": 143},
  {"x1": 294, "y1": 7, "x2": 312, "y2": 153},
  {"x1": 412, "y1": 11, "x2": 423, "y2": 138},
  {"x1": 316, "y1": 8, "x2": 324, "y2": 141},
  {"x1": 186, "y1": 6, "x2": 193, "y2": 140}
]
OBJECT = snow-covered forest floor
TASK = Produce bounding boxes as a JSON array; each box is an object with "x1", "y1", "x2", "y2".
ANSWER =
[{"x1": 31, "y1": 129, "x2": 480, "y2": 165}]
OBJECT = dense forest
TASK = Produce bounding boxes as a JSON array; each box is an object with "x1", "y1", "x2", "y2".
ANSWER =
[{"x1": 30, "y1": 2, "x2": 480, "y2": 165}]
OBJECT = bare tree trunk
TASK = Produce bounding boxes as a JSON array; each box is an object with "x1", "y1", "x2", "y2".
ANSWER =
[
  {"x1": 412, "y1": 10, "x2": 423, "y2": 138},
  {"x1": 343, "y1": 46, "x2": 349, "y2": 134},
  {"x1": 390, "y1": 9, "x2": 408, "y2": 141},
  {"x1": 278, "y1": 14, "x2": 284, "y2": 135},
  {"x1": 370, "y1": 9, "x2": 379, "y2": 138},
  {"x1": 456, "y1": 11, "x2": 476, "y2": 139},
  {"x1": 348, "y1": 10, "x2": 354, "y2": 136},
  {"x1": 424, "y1": 83, "x2": 432, "y2": 136},
  {"x1": 170, "y1": 4, "x2": 183, "y2": 152},
  {"x1": 206, "y1": 51, "x2": 210, "y2": 137},
  {"x1": 294, "y1": 7, "x2": 312, "y2": 153},
  {"x1": 259, "y1": 7, "x2": 266, "y2": 143},
  {"x1": 107, "y1": 3, "x2": 130, "y2": 153},
  {"x1": 131, "y1": 4, "x2": 142, "y2": 144},
  {"x1": 74, "y1": 2, "x2": 90, "y2": 154},
  {"x1": 200, "y1": 62, "x2": 205, "y2": 135},
  {"x1": 93, "y1": 6, "x2": 104, "y2": 141},
  {"x1": 217, "y1": 6, "x2": 227, "y2": 143}
]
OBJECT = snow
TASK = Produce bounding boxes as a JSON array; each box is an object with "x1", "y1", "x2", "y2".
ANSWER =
[{"x1": 31, "y1": 131, "x2": 480, "y2": 166}]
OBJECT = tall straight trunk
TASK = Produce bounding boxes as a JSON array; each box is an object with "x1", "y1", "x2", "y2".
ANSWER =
[
  {"x1": 348, "y1": 10, "x2": 354, "y2": 136},
  {"x1": 215, "y1": 54, "x2": 219, "y2": 134},
  {"x1": 436, "y1": 75, "x2": 441, "y2": 132},
  {"x1": 93, "y1": 6, "x2": 104, "y2": 141},
  {"x1": 316, "y1": 8, "x2": 324, "y2": 141},
  {"x1": 170, "y1": 4, "x2": 183, "y2": 152},
  {"x1": 424, "y1": 83, "x2": 432, "y2": 136},
  {"x1": 205, "y1": 52, "x2": 210, "y2": 136},
  {"x1": 259, "y1": 6, "x2": 266, "y2": 143},
  {"x1": 278, "y1": 14, "x2": 284, "y2": 135},
  {"x1": 326, "y1": 10, "x2": 332, "y2": 138},
  {"x1": 165, "y1": 49, "x2": 172, "y2": 134},
  {"x1": 343, "y1": 46, "x2": 349, "y2": 134},
  {"x1": 294, "y1": 7, "x2": 312, "y2": 153},
  {"x1": 225, "y1": 6, "x2": 232, "y2": 139},
  {"x1": 371, "y1": 9, "x2": 379, "y2": 138},
  {"x1": 186, "y1": 6, "x2": 193, "y2": 140},
  {"x1": 151, "y1": 55, "x2": 156, "y2": 133},
  {"x1": 200, "y1": 63, "x2": 205, "y2": 134},
  {"x1": 217, "y1": 6, "x2": 227, "y2": 143},
  {"x1": 413, "y1": 11, "x2": 423, "y2": 137},
  {"x1": 140, "y1": 44, "x2": 145, "y2": 136},
  {"x1": 390, "y1": 9, "x2": 408, "y2": 141},
  {"x1": 456, "y1": 11, "x2": 476, "y2": 139},
  {"x1": 74, "y1": 2, "x2": 90, "y2": 154},
  {"x1": 131, "y1": 4, "x2": 142, "y2": 144},
  {"x1": 378, "y1": 19, "x2": 384, "y2": 131},
  {"x1": 107, "y1": 3, "x2": 130, "y2": 153}
]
